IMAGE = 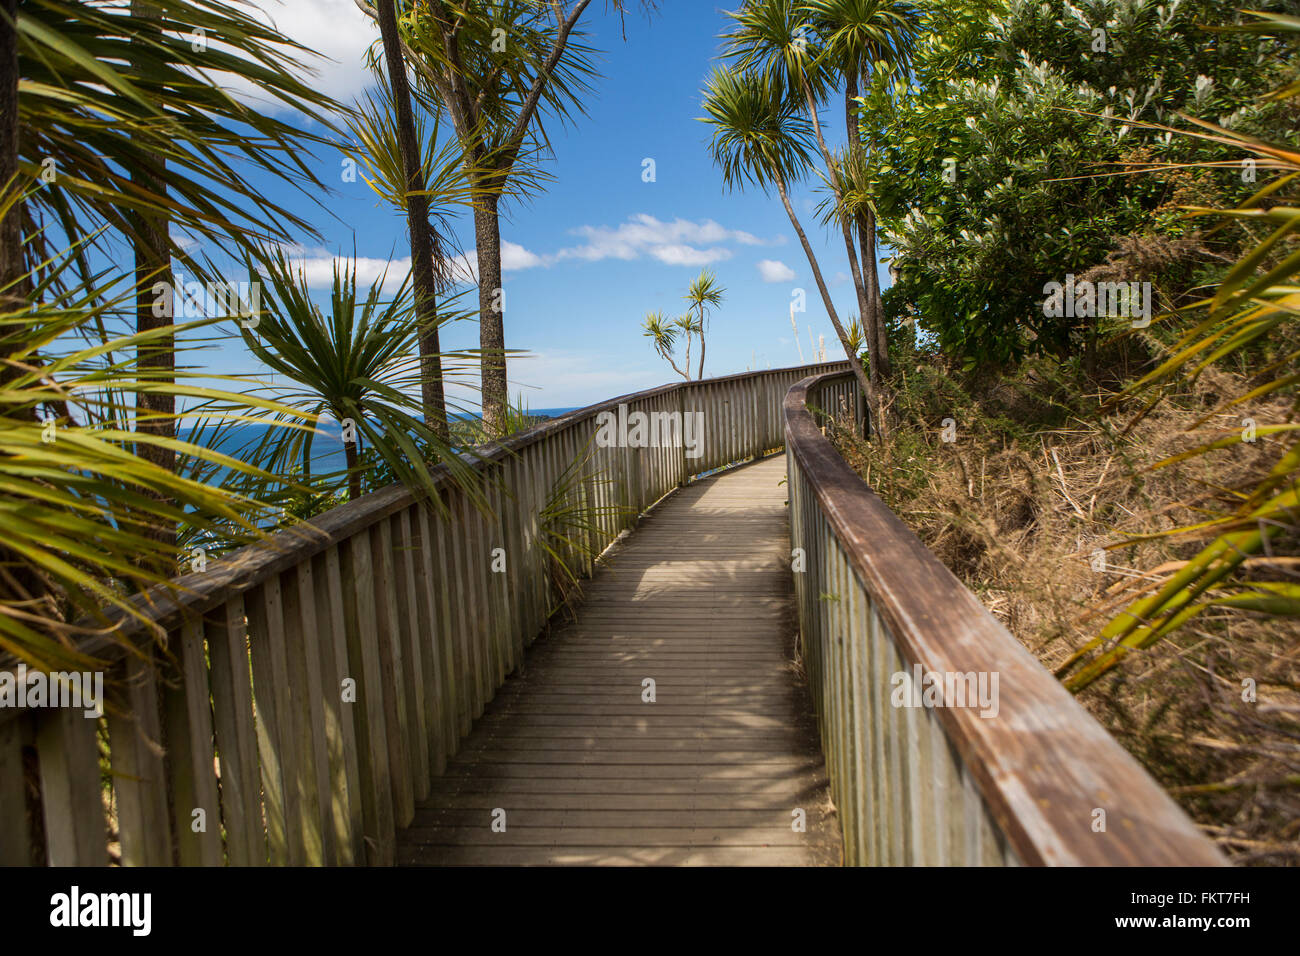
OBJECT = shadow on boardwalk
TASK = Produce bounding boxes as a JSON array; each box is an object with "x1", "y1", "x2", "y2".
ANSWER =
[{"x1": 397, "y1": 454, "x2": 843, "y2": 865}]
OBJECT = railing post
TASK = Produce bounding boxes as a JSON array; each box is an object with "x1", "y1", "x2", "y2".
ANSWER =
[{"x1": 677, "y1": 385, "x2": 689, "y2": 487}]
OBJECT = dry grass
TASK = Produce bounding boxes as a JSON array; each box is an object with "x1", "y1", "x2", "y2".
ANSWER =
[{"x1": 830, "y1": 356, "x2": 1300, "y2": 865}]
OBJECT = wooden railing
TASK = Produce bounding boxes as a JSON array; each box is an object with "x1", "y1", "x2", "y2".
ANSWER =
[
  {"x1": 785, "y1": 369, "x2": 1226, "y2": 866},
  {"x1": 0, "y1": 362, "x2": 845, "y2": 866}
]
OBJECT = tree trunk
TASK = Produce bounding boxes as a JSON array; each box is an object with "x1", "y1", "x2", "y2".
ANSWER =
[
  {"x1": 857, "y1": 208, "x2": 890, "y2": 376},
  {"x1": 376, "y1": 0, "x2": 449, "y2": 442},
  {"x1": 845, "y1": 74, "x2": 892, "y2": 436},
  {"x1": 405, "y1": 0, "x2": 598, "y2": 439},
  {"x1": 774, "y1": 174, "x2": 873, "y2": 424},
  {"x1": 0, "y1": 0, "x2": 22, "y2": 318},
  {"x1": 345, "y1": 440, "x2": 361, "y2": 501},
  {"x1": 0, "y1": 0, "x2": 44, "y2": 609},
  {"x1": 804, "y1": 75, "x2": 882, "y2": 436},
  {"x1": 847, "y1": 75, "x2": 890, "y2": 381},
  {"x1": 473, "y1": 190, "x2": 507, "y2": 436},
  {"x1": 803, "y1": 77, "x2": 874, "y2": 335},
  {"x1": 682, "y1": 322, "x2": 692, "y2": 380},
  {"x1": 697, "y1": 309, "x2": 706, "y2": 380},
  {"x1": 132, "y1": 0, "x2": 176, "y2": 553}
]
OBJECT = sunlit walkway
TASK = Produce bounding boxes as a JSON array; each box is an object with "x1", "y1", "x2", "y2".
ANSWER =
[{"x1": 397, "y1": 454, "x2": 842, "y2": 865}]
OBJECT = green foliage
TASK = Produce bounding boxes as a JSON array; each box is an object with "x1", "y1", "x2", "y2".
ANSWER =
[
  {"x1": 342, "y1": 81, "x2": 478, "y2": 230},
  {"x1": 451, "y1": 392, "x2": 553, "y2": 447},
  {"x1": 15, "y1": 0, "x2": 340, "y2": 286},
  {"x1": 641, "y1": 270, "x2": 728, "y2": 381},
  {"x1": 534, "y1": 440, "x2": 630, "y2": 618},
  {"x1": 233, "y1": 248, "x2": 484, "y2": 510},
  {"x1": 867, "y1": 0, "x2": 1295, "y2": 367},
  {"x1": 722, "y1": 0, "x2": 837, "y2": 100},
  {"x1": 397, "y1": 0, "x2": 599, "y2": 187},
  {"x1": 0, "y1": 218, "x2": 295, "y2": 669},
  {"x1": 700, "y1": 66, "x2": 818, "y2": 193},
  {"x1": 1060, "y1": 10, "x2": 1300, "y2": 689}
]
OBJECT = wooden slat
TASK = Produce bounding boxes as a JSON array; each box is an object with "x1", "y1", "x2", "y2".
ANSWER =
[
  {"x1": 410, "y1": 507, "x2": 449, "y2": 776},
  {"x1": 282, "y1": 562, "x2": 330, "y2": 863},
  {"x1": 485, "y1": 473, "x2": 509, "y2": 684},
  {"x1": 245, "y1": 579, "x2": 297, "y2": 865},
  {"x1": 391, "y1": 509, "x2": 430, "y2": 801},
  {"x1": 516, "y1": 445, "x2": 544, "y2": 647},
  {"x1": 316, "y1": 548, "x2": 364, "y2": 864},
  {"x1": 457, "y1": 491, "x2": 489, "y2": 720},
  {"x1": 420, "y1": 508, "x2": 458, "y2": 761},
  {"x1": 340, "y1": 529, "x2": 395, "y2": 865},
  {"x1": 443, "y1": 492, "x2": 474, "y2": 738},
  {"x1": 108, "y1": 651, "x2": 173, "y2": 866},
  {"x1": 205, "y1": 597, "x2": 265, "y2": 865},
  {"x1": 0, "y1": 716, "x2": 32, "y2": 865},
  {"x1": 36, "y1": 706, "x2": 105, "y2": 865},
  {"x1": 162, "y1": 617, "x2": 223, "y2": 866},
  {"x1": 847, "y1": 563, "x2": 869, "y2": 865},
  {"x1": 372, "y1": 518, "x2": 415, "y2": 828},
  {"x1": 500, "y1": 456, "x2": 525, "y2": 670}
]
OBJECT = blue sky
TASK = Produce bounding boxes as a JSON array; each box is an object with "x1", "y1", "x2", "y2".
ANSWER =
[{"x1": 202, "y1": 0, "x2": 889, "y2": 409}]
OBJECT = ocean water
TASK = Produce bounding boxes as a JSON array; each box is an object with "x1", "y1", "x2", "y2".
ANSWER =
[{"x1": 181, "y1": 407, "x2": 582, "y2": 484}]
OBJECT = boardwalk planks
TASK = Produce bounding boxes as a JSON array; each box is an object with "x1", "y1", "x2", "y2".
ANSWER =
[{"x1": 397, "y1": 456, "x2": 842, "y2": 867}]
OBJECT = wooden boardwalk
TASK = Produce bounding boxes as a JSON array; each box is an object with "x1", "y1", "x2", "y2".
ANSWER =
[{"x1": 397, "y1": 454, "x2": 842, "y2": 865}]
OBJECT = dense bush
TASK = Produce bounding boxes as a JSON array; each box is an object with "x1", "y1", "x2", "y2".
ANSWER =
[{"x1": 863, "y1": 0, "x2": 1295, "y2": 367}]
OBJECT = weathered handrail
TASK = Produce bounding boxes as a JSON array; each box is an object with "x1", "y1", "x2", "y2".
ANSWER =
[
  {"x1": 0, "y1": 362, "x2": 846, "y2": 866},
  {"x1": 785, "y1": 369, "x2": 1226, "y2": 866}
]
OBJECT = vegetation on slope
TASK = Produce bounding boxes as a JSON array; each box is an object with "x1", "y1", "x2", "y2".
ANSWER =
[{"x1": 829, "y1": 0, "x2": 1300, "y2": 862}]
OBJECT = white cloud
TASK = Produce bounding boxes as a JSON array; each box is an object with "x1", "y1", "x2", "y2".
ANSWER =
[
  {"x1": 272, "y1": 247, "x2": 409, "y2": 293},
  {"x1": 757, "y1": 259, "x2": 796, "y2": 283},
  {"x1": 556, "y1": 214, "x2": 774, "y2": 267},
  {"x1": 503, "y1": 240, "x2": 546, "y2": 271},
  {"x1": 220, "y1": 0, "x2": 379, "y2": 110},
  {"x1": 276, "y1": 214, "x2": 765, "y2": 294},
  {"x1": 445, "y1": 239, "x2": 549, "y2": 283},
  {"x1": 280, "y1": 235, "x2": 549, "y2": 293},
  {"x1": 650, "y1": 244, "x2": 733, "y2": 267}
]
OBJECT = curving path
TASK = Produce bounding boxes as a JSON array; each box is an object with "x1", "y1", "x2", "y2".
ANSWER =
[{"x1": 396, "y1": 454, "x2": 842, "y2": 865}]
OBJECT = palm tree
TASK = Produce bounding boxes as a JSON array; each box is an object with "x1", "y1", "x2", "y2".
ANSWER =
[
  {"x1": 237, "y1": 248, "x2": 483, "y2": 506},
  {"x1": 0, "y1": 216, "x2": 303, "y2": 670},
  {"x1": 15, "y1": 0, "x2": 340, "y2": 289},
  {"x1": 130, "y1": 0, "x2": 175, "y2": 556},
  {"x1": 722, "y1": 0, "x2": 917, "y2": 434},
  {"x1": 808, "y1": 0, "x2": 919, "y2": 382},
  {"x1": 684, "y1": 269, "x2": 726, "y2": 379},
  {"x1": 673, "y1": 313, "x2": 700, "y2": 377},
  {"x1": 16, "y1": 0, "x2": 345, "y2": 559},
  {"x1": 373, "y1": 0, "x2": 454, "y2": 440},
  {"x1": 642, "y1": 311, "x2": 690, "y2": 381},
  {"x1": 701, "y1": 66, "x2": 873, "y2": 409},
  {"x1": 356, "y1": 0, "x2": 605, "y2": 436},
  {"x1": 346, "y1": 85, "x2": 484, "y2": 442}
]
